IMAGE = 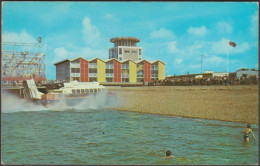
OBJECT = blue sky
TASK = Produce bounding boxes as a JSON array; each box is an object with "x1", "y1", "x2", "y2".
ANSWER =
[{"x1": 2, "y1": 2, "x2": 259, "y2": 80}]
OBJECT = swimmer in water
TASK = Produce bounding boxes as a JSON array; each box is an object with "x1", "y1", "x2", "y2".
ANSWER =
[
  {"x1": 241, "y1": 124, "x2": 256, "y2": 142},
  {"x1": 165, "y1": 150, "x2": 173, "y2": 159}
]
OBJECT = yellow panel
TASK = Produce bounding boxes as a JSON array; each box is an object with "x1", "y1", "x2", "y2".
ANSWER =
[
  {"x1": 97, "y1": 59, "x2": 105, "y2": 82},
  {"x1": 129, "y1": 61, "x2": 136, "y2": 82},
  {"x1": 158, "y1": 62, "x2": 165, "y2": 80}
]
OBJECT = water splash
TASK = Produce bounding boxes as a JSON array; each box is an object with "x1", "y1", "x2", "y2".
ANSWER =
[
  {"x1": 1, "y1": 92, "x2": 47, "y2": 113},
  {"x1": 2, "y1": 90, "x2": 120, "y2": 113}
]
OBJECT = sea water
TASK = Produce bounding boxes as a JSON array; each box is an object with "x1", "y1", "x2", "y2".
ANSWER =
[{"x1": 1, "y1": 107, "x2": 258, "y2": 165}]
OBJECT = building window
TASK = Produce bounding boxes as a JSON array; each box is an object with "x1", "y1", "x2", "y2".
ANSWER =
[
  {"x1": 139, "y1": 49, "x2": 141, "y2": 55},
  {"x1": 124, "y1": 50, "x2": 130, "y2": 53},
  {"x1": 89, "y1": 68, "x2": 97, "y2": 73},
  {"x1": 121, "y1": 64, "x2": 129, "y2": 69},
  {"x1": 119, "y1": 48, "x2": 122, "y2": 54},
  {"x1": 122, "y1": 78, "x2": 129, "y2": 82},
  {"x1": 106, "y1": 78, "x2": 113, "y2": 82},
  {"x1": 71, "y1": 68, "x2": 80, "y2": 73},
  {"x1": 72, "y1": 77, "x2": 80, "y2": 81},
  {"x1": 119, "y1": 57, "x2": 122, "y2": 61},
  {"x1": 106, "y1": 69, "x2": 114, "y2": 74},
  {"x1": 71, "y1": 59, "x2": 80, "y2": 64},
  {"x1": 89, "y1": 78, "x2": 97, "y2": 82},
  {"x1": 89, "y1": 63, "x2": 97, "y2": 68},
  {"x1": 137, "y1": 78, "x2": 144, "y2": 82}
]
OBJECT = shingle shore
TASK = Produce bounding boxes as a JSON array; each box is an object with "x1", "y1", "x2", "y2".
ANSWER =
[{"x1": 108, "y1": 85, "x2": 258, "y2": 124}]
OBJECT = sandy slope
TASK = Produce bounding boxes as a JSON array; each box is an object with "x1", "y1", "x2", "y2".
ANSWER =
[{"x1": 108, "y1": 85, "x2": 258, "y2": 124}]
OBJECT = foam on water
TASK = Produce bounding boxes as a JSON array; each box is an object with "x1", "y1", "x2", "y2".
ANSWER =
[
  {"x1": 2, "y1": 91, "x2": 120, "y2": 113},
  {"x1": 1, "y1": 92, "x2": 47, "y2": 113}
]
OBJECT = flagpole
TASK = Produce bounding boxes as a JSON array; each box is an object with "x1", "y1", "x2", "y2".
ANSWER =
[{"x1": 227, "y1": 40, "x2": 229, "y2": 74}]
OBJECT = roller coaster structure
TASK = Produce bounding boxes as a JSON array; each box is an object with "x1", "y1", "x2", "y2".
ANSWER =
[{"x1": 2, "y1": 39, "x2": 46, "y2": 82}]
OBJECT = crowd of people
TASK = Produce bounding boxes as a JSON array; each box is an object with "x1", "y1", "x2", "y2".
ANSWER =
[
  {"x1": 2, "y1": 75, "x2": 258, "y2": 87},
  {"x1": 148, "y1": 75, "x2": 258, "y2": 86}
]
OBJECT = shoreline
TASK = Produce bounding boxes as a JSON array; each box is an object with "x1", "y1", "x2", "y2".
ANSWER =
[
  {"x1": 108, "y1": 85, "x2": 258, "y2": 124},
  {"x1": 114, "y1": 108, "x2": 253, "y2": 124}
]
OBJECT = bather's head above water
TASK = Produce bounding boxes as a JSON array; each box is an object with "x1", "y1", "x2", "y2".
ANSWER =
[
  {"x1": 165, "y1": 150, "x2": 173, "y2": 159},
  {"x1": 166, "y1": 150, "x2": 172, "y2": 156}
]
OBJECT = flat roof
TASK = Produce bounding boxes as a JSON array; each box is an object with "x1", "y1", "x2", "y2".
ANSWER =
[{"x1": 110, "y1": 37, "x2": 140, "y2": 43}]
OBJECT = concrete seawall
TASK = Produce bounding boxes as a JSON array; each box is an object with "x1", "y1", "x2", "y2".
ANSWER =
[{"x1": 108, "y1": 85, "x2": 258, "y2": 124}]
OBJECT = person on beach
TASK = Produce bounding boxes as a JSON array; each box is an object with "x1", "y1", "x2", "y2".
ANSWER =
[
  {"x1": 165, "y1": 150, "x2": 173, "y2": 159},
  {"x1": 241, "y1": 124, "x2": 256, "y2": 142}
]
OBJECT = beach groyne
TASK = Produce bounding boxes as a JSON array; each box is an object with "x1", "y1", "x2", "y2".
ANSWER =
[{"x1": 109, "y1": 85, "x2": 258, "y2": 124}]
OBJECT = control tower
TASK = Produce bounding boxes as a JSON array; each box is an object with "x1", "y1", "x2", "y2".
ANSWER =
[{"x1": 109, "y1": 37, "x2": 142, "y2": 62}]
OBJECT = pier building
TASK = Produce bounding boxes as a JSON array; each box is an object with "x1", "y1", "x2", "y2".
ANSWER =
[
  {"x1": 54, "y1": 57, "x2": 165, "y2": 83},
  {"x1": 54, "y1": 37, "x2": 165, "y2": 83}
]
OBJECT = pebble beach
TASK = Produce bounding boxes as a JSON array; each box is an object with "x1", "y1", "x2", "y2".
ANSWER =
[{"x1": 109, "y1": 85, "x2": 258, "y2": 124}]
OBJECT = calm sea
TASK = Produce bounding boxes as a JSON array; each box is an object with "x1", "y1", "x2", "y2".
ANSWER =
[{"x1": 1, "y1": 107, "x2": 258, "y2": 165}]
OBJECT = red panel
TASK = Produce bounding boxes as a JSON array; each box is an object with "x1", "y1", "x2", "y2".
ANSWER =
[
  {"x1": 80, "y1": 58, "x2": 88, "y2": 82},
  {"x1": 144, "y1": 61, "x2": 151, "y2": 82},
  {"x1": 113, "y1": 60, "x2": 121, "y2": 82}
]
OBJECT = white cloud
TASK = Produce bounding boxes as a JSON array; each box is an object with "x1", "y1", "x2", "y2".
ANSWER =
[
  {"x1": 167, "y1": 41, "x2": 179, "y2": 53},
  {"x1": 204, "y1": 55, "x2": 225, "y2": 66},
  {"x1": 211, "y1": 38, "x2": 229, "y2": 54},
  {"x1": 217, "y1": 21, "x2": 233, "y2": 34},
  {"x1": 2, "y1": 30, "x2": 36, "y2": 43},
  {"x1": 188, "y1": 26, "x2": 208, "y2": 37},
  {"x1": 211, "y1": 38, "x2": 250, "y2": 54},
  {"x1": 150, "y1": 28, "x2": 175, "y2": 39},
  {"x1": 104, "y1": 13, "x2": 119, "y2": 22},
  {"x1": 232, "y1": 42, "x2": 250, "y2": 54},
  {"x1": 82, "y1": 17, "x2": 101, "y2": 46},
  {"x1": 174, "y1": 58, "x2": 183, "y2": 64},
  {"x1": 53, "y1": 46, "x2": 107, "y2": 64},
  {"x1": 53, "y1": 47, "x2": 68, "y2": 63}
]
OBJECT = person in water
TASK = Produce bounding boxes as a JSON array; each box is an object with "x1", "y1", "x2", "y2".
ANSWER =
[
  {"x1": 165, "y1": 150, "x2": 173, "y2": 159},
  {"x1": 242, "y1": 124, "x2": 256, "y2": 142}
]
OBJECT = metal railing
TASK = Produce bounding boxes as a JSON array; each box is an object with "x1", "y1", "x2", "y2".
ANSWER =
[
  {"x1": 121, "y1": 65, "x2": 129, "y2": 69},
  {"x1": 89, "y1": 73, "x2": 97, "y2": 77},
  {"x1": 71, "y1": 73, "x2": 80, "y2": 77},
  {"x1": 137, "y1": 74, "x2": 144, "y2": 78},
  {"x1": 71, "y1": 64, "x2": 80, "y2": 68},
  {"x1": 121, "y1": 74, "x2": 129, "y2": 78},
  {"x1": 89, "y1": 64, "x2": 97, "y2": 68},
  {"x1": 105, "y1": 65, "x2": 114, "y2": 69},
  {"x1": 105, "y1": 73, "x2": 114, "y2": 77}
]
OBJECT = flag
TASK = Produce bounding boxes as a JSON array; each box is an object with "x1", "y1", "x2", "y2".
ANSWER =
[{"x1": 229, "y1": 41, "x2": 237, "y2": 47}]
